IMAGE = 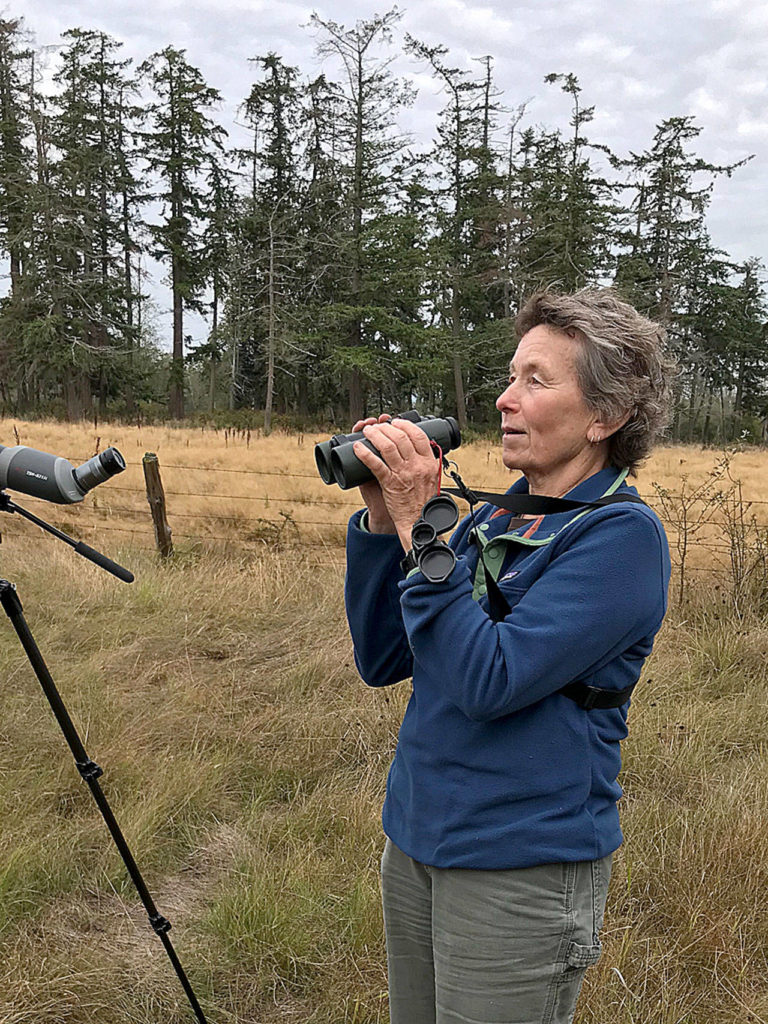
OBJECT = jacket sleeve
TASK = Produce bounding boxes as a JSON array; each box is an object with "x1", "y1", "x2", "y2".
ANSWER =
[
  {"x1": 344, "y1": 510, "x2": 414, "y2": 687},
  {"x1": 398, "y1": 508, "x2": 669, "y2": 721}
]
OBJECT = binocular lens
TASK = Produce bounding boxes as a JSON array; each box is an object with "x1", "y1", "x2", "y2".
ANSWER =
[{"x1": 314, "y1": 442, "x2": 335, "y2": 484}]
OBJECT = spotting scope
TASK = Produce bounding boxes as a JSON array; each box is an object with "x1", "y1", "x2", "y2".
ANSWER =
[
  {"x1": 0, "y1": 444, "x2": 127, "y2": 504},
  {"x1": 315, "y1": 412, "x2": 461, "y2": 490}
]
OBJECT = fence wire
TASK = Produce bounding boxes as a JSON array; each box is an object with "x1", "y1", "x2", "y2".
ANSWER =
[{"x1": 4, "y1": 460, "x2": 765, "y2": 569}]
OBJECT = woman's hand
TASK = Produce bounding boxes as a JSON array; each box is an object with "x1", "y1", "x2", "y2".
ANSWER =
[
  {"x1": 352, "y1": 415, "x2": 397, "y2": 534},
  {"x1": 353, "y1": 418, "x2": 441, "y2": 551}
]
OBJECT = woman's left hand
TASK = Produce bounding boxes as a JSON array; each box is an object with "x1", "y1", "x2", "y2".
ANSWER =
[{"x1": 352, "y1": 418, "x2": 441, "y2": 551}]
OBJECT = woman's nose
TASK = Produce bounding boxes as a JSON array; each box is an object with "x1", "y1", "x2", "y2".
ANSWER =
[{"x1": 496, "y1": 382, "x2": 518, "y2": 411}]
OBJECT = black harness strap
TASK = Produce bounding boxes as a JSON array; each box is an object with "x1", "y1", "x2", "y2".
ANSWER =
[
  {"x1": 443, "y1": 488, "x2": 647, "y2": 514},
  {"x1": 559, "y1": 680, "x2": 637, "y2": 710},
  {"x1": 445, "y1": 479, "x2": 646, "y2": 711}
]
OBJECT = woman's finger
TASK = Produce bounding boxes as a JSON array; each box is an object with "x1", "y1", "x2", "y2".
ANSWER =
[
  {"x1": 391, "y1": 418, "x2": 434, "y2": 457},
  {"x1": 352, "y1": 439, "x2": 392, "y2": 484},
  {"x1": 352, "y1": 416, "x2": 379, "y2": 432},
  {"x1": 369, "y1": 421, "x2": 418, "y2": 463},
  {"x1": 363, "y1": 423, "x2": 408, "y2": 468},
  {"x1": 352, "y1": 413, "x2": 392, "y2": 432}
]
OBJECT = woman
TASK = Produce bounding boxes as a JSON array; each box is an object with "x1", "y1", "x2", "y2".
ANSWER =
[{"x1": 344, "y1": 289, "x2": 674, "y2": 1024}]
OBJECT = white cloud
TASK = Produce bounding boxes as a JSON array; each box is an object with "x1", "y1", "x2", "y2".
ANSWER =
[
  {"x1": 688, "y1": 86, "x2": 729, "y2": 119},
  {"x1": 737, "y1": 116, "x2": 768, "y2": 138},
  {"x1": 573, "y1": 32, "x2": 633, "y2": 64},
  {"x1": 623, "y1": 78, "x2": 665, "y2": 101}
]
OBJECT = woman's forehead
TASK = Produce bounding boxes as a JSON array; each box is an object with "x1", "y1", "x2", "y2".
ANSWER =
[{"x1": 510, "y1": 326, "x2": 578, "y2": 372}]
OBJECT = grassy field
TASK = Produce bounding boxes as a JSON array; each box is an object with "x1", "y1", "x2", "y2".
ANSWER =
[
  {"x1": 2, "y1": 422, "x2": 768, "y2": 1022},
  {"x1": 2, "y1": 416, "x2": 768, "y2": 562}
]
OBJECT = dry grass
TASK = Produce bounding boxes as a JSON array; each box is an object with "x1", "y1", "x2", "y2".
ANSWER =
[
  {"x1": 0, "y1": 536, "x2": 396, "y2": 1023},
  {"x1": 2, "y1": 422, "x2": 768, "y2": 1022},
  {"x1": 3, "y1": 416, "x2": 768, "y2": 560}
]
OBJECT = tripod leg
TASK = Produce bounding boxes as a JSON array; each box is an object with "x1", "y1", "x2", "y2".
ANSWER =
[{"x1": 0, "y1": 580, "x2": 209, "y2": 1024}]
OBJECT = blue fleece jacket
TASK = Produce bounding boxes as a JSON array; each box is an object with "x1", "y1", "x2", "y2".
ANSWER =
[{"x1": 344, "y1": 466, "x2": 670, "y2": 869}]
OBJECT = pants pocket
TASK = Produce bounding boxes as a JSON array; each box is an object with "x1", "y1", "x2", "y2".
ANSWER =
[{"x1": 565, "y1": 939, "x2": 603, "y2": 970}]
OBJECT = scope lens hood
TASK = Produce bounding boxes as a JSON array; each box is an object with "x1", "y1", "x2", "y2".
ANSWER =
[{"x1": 73, "y1": 447, "x2": 127, "y2": 495}]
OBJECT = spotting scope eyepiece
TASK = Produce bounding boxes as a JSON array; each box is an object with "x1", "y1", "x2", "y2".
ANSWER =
[
  {"x1": 0, "y1": 443, "x2": 127, "y2": 504},
  {"x1": 314, "y1": 412, "x2": 461, "y2": 490}
]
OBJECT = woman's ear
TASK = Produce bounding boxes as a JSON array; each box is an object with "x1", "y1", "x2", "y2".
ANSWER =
[{"x1": 591, "y1": 409, "x2": 633, "y2": 442}]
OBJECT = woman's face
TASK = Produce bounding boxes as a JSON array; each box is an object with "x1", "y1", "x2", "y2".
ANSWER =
[{"x1": 495, "y1": 324, "x2": 598, "y2": 479}]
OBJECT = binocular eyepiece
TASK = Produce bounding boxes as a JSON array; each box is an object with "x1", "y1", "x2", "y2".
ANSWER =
[{"x1": 315, "y1": 411, "x2": 461, "y2": 490}]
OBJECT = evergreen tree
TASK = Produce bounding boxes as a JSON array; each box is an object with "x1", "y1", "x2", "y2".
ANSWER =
[
  {"x1": 139, "y1": 46, "x2": 227, "y2": 417},
  {"x1": 405, "y1": 37, "x2": 506, "y2": 428},
  {"x1": 612, "y1": 116, "x2": 753, "y2": 434},
  {"x1": 47, "y1": 29, "x2": 142, "y2": 416},
  {"x1": 0, "y1": 17, "x2": 34, "y2": 406},
  {"x1": 509, "y1": 75, "x2": 617, "y2": 301},
  {"x1": 311, "y1": 8, "x2": 415, "y2": 421},
  {"x1": 232, "y1": 53, "x2": 304, "y2": 430},
  {"x1": 0, "y1": 18, "x2": 32, "y2": 300},
  {"x1": 613, "y1": 116, "x2": 750, "y2": 324}
]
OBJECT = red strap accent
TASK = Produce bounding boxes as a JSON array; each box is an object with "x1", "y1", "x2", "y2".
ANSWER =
[{"x1": 429, "y1": 441, "x2": 443, "y2": 494}]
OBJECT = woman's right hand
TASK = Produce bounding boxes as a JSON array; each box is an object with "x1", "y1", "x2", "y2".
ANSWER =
[{"x1": 353, "y1": 415, "x2": 397, "y2": 534}]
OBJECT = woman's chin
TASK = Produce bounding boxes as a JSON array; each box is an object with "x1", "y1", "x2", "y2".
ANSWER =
[{"x1": 501, "y1": 454, "x2": 525, "y2": 472}]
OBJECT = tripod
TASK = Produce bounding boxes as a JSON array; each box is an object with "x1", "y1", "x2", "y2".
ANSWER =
[{"x1": 0, "y1": 491, "x2": 209, "y2": 1023}]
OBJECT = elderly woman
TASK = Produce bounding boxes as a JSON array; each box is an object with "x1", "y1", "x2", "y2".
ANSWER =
[{"x1": 344, "y1": 289, "x2": 674, "y2": 1024}]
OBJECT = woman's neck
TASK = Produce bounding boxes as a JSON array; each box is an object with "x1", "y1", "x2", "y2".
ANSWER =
[{"x1": 525, "y1": 450, "x2": 611, "y2": 497}]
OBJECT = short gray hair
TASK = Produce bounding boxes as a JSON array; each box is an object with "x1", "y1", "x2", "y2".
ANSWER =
[{"x1": 516, "y1": 289, "x2": 676, "y2": 474}]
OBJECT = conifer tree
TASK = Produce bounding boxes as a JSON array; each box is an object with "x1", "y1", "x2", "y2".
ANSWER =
[
  {"x1": 0, "y1": 18, "x2": 32, "y2": 300},
  {"x1": 0, "y1": 17, "x2": 34, "y2": 405},
  {"x1": 311, "y1": 8, "x2": 415, "y2": 421},
  {"x1": 405, "y1": 36, "x2": 506, "y2": 428},
  {"x1": 139, "y1": 46, "x2": 227, "y2": 417},
  {"x1": 613, "y1": 116, "x2": 750, "y2": 324},
  {"x1": 47, "y1": 29, "x2": 142, "y2": 416}
]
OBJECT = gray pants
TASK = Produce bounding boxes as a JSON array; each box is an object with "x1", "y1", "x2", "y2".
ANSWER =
[{"x1": 381, "y1": 839, "x2": 611, "y2": 1024}]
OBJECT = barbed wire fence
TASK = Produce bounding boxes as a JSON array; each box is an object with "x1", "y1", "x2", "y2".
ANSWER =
[{"x1": 2, "y1": 449, "x2": 767, "y2": 578}]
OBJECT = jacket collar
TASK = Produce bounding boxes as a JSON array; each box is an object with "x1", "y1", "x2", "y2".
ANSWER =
[
  {"x1": 506, "y1": 464, "x2": 629, "y2": 502},
  {"x1": 478, "y1": 465, "x2": 632, "y2": 544}
]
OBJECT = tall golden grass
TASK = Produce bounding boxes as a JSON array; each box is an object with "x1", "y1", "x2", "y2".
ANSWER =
[
  {"x1": 2, "y1": 416, "x2": 767, "y2": 561},
  {"x1": 1, "y1": 421, "x2": 768, "y2": 1022}
]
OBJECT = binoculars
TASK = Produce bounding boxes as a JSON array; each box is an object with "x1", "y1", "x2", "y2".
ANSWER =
[{"x1": 315, "y1": 411, "x2": 461, "y2": 490}]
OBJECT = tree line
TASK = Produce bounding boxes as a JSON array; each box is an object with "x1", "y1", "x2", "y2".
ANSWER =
[{"x1": 0, "y1": 11, "x2": 766, "y2": 440}]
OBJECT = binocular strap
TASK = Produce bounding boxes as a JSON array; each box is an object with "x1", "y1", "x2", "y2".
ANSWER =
[{"x1": 444, "y1": 478, "x2": 645, "y2": 711}]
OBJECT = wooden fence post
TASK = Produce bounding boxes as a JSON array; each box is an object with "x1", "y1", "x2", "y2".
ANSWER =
[{"x1": 143, "y1": 452, "x2": 173, "y2": 558}]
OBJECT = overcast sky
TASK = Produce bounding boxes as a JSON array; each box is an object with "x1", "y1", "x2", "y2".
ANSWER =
[{"x1": 5, "y1": 0, "x2": 768, "y2": 343}]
